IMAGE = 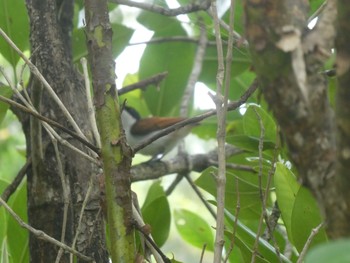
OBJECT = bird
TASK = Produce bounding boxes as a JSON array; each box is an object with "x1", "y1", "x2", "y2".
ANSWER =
[{"x1": 121, "y1": 105, "x2": 197, "y2": 159}]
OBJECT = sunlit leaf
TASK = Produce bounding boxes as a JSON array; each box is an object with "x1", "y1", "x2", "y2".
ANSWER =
[
  {"x1": 174, "y1": 209, "x2": 214, "y2": 251},
  {"x1": 305, "y1": 239, "x2": 350, "y2": 263},
  {"x1": 0, "y1": 0, "x2": 29, "y2": 68},
  {"x1": 274, "y1": 162, "x2": 300, "y2": 243},
  {"x1": 291, "y1": 187, "x2": 327, "y2": 252},
  {"x1": 141, "y1": 181, "x2": 170, "y2": 247}
]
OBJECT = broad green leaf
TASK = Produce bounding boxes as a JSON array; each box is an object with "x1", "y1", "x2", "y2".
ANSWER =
[
  {"x1": 138, "y1": 12, "x2": 195, "y2": 116},
  {"x1": 72, "y1": 23, "x2": 134, "y2": 62},
  {"x1": 224, "y1": 209, "x2": 292, "y2": 263},
  {"x1": 291, "y1": 186, "x2": 327, "y2": 252},
  {"x1": 141, "y1": 181, "x2": 170, "y2": 247},
  {"x1": 0, "y1": 179, "x2": 9, "y2": 257},
  {"x1": 174, "y1": 209, "x2": 214, "y2": 251},
  {"x1": 0, "y1": 0, "x2": 29, "y2": 68},
  {"x1": 7, "y1": 181, "x2": 29, "y2": 263},
  {"x1": 243, "y1": 105, "x2": 276, "y2": 143},
  {"x1": 305, "y1": 239, "x2": 350, "y2": 263},
  {"x1": 227, "y1": 135, "x2": 276, "y2": 152},
  {"x1": 195, "y1": 167, "x2": 263, "y2": 219},
  {"x1": 274, "y1": 162, "x2": 300, "y2": 243},
  {"x1": 0, "y1": 85, "x2": 12, "y2": 125},
  {"x1": 199, "y1": 46, "x2": 252, "y2": 100}
]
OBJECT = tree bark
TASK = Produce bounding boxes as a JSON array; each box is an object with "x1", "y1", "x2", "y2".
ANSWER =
[
  {"x1": 244, "y1": 0, "x2": 349, "y2": 238},
  {"x1": 23, "y1": 0, "x2": 108, "y2": 261}
]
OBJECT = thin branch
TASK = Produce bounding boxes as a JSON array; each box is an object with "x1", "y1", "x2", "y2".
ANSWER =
[
  {"x1": 132, "y1": 204, "x2": 168, "y2": 263},
  {"x1": 185, "y1": 173, "x2": 217, "y2": 219},
  {"x1": 133, "y1": 79, "x2": 258, "y2": 153},
  {"x1": 199, "y1": 243, "x2": 207, "y2": 263},
  {"x1": 81, "y1": 57, "x2": 101, "y2": 148},
  {"x1": 70, "y1": 175, "x2": 95, "y2": 263},
  {"x1": 112, "y1": 0, "x2": 211, "y2": 16},
  {"x1": 0, "y1": 28, "x2": 88, "y2": 141},
  {"x1": 165, "y1": 173, "x2": 185, "y2": 196},
  {"x1": 0, "y1": 197, "x2": 93, "y2": 262},
  {"x1": 0, "y1": 95, "x2": 100, "y2": 154},
  {"x1": 251, "y1": 108, "x2": 267, "y2": 263},
  {"x1": 118, "y1": 71, "x2": 168, "y2": 96},
  {"x1": 52, "y1": 138, "x2": 70, "y2": 263},
  {"x1": 211, "y1": 0, "x2": 235, "y2": 260},
  {"x1": 129, "y1": 36, "x2": 222, "y2": 47},
  {"x1": 180, "y1": 18, "x2": 207, "y2": 116},
  {"x1": 1, "y1": 157, "x2": 31, "y2": 202},
  {"x1": 131, "y1": 145, "x2": 243, "y2": 182},
  {"x1": 223, "y1": 177, "x2": 240, "y2": 262},
  {"x1": 296, "y1": 223, "x2": 324, "y2": 263}
]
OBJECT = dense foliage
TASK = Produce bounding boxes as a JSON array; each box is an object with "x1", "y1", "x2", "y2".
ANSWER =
[{"x1": 1, "y1": 0, "x2": 349, "y2": 262}]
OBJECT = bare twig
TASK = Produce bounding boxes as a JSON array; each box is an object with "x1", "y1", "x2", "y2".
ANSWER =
[
  {"x1": 129, "y1": 36, "x2": 221, "y2": 47},
  {"x1": 251, "y1": 108, "x2": 266, "y2": 263},
  {"x1": 211, "y1": 0, "x2": 236, "y2": 260},
  {"x1": 296, "y1": 223, "x2": 324, "y2": 263},
  {"x1": 199, "y1": 243, "x2": 207, "y2": 263},
  {"x1": 133, "y1": 79, "x2": 258, "y2": 153},
  {"x1": 0, "y1": 28, "x2": 87, "y2": 141},
  {"x1": 112, "y1": 0, "x2": 211, "y2": 16},
  {"x1": 224, "y1": 177, "x2": 240, "y2": 262},
  {"x1": 81, "y1": 57, "x2": 101, "y2": 148},
  {"x1": 180, "y1": 18, "x2": 207, "y2": 116},
  {"x1": 185, "y1": 173, "x2": 217, "y2": 219},
  {"x1": 132, "y1": 204, "x2": 168, "y2": 263},
  {"x1": 1, "y1": 158, "x2": 31, "y2": 202},
  {"x1": 52, "y1": 138, "x2": 70, "y2": 263},
  {"x1": 0, "y1": 197, "x2": 93, "y2": 262},
  {"x1": 131, "y1": 145, "x2": 243, "y2": 182},
  {"x1": 0, "y1": 95, "x2": 99, "y2": 154},
  {"x1": 118, "y1": 72, "x2": 168, "y2": 96},
  {"x1": 70, "y1": 176, "x2": 95, "y2": 263}
]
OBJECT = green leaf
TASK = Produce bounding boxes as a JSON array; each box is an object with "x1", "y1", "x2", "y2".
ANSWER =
[
  {"x1": 224, "y1": 209, "x2": 292, "y2": 263},
  {"x1": 174, "y1": 209, "x2": 214, "y2": 251},
  {"x1": 138, "y1": 12, "x2": 195, "y2": 116},
  {"x1": 0, "y1": 85, "x2": 13, "y2": 125},
  {"x1": 227, "y1": 135, "x2": 276, "y2": 152},
  {"x1": 0, "y1": 0, "x2": 29, "y2": 68},
  {"x1": 274, "y1": 162, "x2": 300, "y2": 243},
  {"x1": 291, "y1": 187, "x2": 327, "y2": 252},
  {"x1": 195, "y1": 167, "x2": 263, "y2": 219},
  {"x1": 141, "y1": 181, "x2": 170, "y2": 247},
  {"x1": 243, "y1": 105, "x2": 276, "y2": 143},
  {"x1": 6, "y1": 181, "x2": 29, "y2": 263},
  {"x1": 305, "y1": 239, "x2": 350, "y2": 263},
  {"x1": 72, "y1": 23, "x2": 134, "y2": 62},
  {"x1": 199, "y1": 46, "x2": 252, "y2": 100}
]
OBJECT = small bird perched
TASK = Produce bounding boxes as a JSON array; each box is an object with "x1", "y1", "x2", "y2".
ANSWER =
[{"x1": 121, "y1": 106, "x2": 196, "y2": 159}]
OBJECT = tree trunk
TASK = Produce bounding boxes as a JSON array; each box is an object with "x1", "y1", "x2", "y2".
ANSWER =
[{"x1": 22, "y1": 0, "x2": 108, "y2": 261}]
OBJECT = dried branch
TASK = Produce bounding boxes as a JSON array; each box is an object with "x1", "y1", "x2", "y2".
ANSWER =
[
  {"x1": 112, "y1": 0, "x2": 211, "y2": 16},
  {"x1": 0, "y1": 95, "x2": 100, "y2": 154},
  {"x1": 133, "y1": 79, "x2": 258, "y2": 154},
  {"x1": 129, "y1": 36, "x2": 221, "y2": 47},
  {"x1": 1, "y1": 157, "x2": 31, "y2": 202},
  {"x1": 0, "y1": 197, "x2": 93, "y2": 262},
  {"x1": 0, "y1": 28, "x2": 88, "y2": 141},
  {"x1": 81, "y1": 57, "x2": 101, "y2": 148},
  {"x1": 180, "y1": 18, "x2": 207, "y2": 116},
  {"x1": 211, "y1": 0, "x2": 236, "y2": 260},
  {"x1": 296, "y1": 223, "x2": 324, "y2": 263},
  {"x1": 131, "y1": 145, "x2": 242, "y2": 181},
  {"x1": 118, "y1": 71, "x2": 168, "y2": 96}
]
